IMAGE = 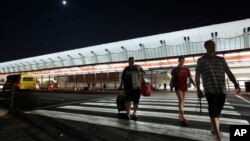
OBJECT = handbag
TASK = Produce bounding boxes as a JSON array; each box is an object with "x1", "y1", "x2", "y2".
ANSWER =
[{"x1": 141, "y1": 80, "x2": 152, "y2": 96}]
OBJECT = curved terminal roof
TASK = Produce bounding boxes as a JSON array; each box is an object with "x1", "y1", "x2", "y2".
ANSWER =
[{"x1": 0, "y1": 19, "x2": 249, "y2": 73}]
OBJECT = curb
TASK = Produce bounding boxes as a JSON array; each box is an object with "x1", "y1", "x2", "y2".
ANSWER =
[{"x1": 0, "y1": 107, "x2": 9, "y2": 117}]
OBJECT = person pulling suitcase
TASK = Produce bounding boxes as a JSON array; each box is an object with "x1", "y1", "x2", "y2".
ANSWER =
[{"x1": 118, "y1": 57, "x2": 146, "y2": 120}]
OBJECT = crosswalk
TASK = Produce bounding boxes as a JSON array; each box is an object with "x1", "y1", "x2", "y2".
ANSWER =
[{"x1": 25, "y1": 94, "x2": 249, "y2": 141}]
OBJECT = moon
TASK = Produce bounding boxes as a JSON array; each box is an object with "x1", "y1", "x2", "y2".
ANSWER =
[{"x1": 62, "y1": 0, "x2": 67, "y2": 5}]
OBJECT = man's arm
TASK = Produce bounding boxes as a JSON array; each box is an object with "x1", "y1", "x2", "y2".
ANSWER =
[
  {"x1": 119, "y1": 69, "x2": 125, "y2": 90},
  {"x1": 119, "y1": 80, "x2": 124, "y2": 90},
  {"x1": 225, "y1": 67, "x2": 241, "y2": 93},
  {"x1": 140, "y1": 66, "x2": 146, "y2": 75},
  {"x1": 195, "y1": 69, "x2": 204, "y2": 98},
  {"x1": 195, "y1": 70, "x2": 201, "y2": 91},
  {"x1": 189, "y1": 77, "x2": 196, "y2": 87}
]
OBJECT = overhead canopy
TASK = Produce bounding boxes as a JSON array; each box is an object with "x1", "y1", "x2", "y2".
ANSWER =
[{"x1": 0, "y1": 19, "x2": 249, "y2": 73}]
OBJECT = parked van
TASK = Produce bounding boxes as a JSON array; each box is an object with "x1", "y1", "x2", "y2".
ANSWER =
[{"x1": 2, "y1": 73, "x2": 36, "y2": 92}]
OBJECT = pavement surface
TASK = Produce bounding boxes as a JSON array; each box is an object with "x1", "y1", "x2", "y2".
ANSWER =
[
  {"x1": 0, "y1": 91, "x2": 250, "y2": 141},
  {"x1": 0, "y1": 91, "x2": 191, "y2": 141}
]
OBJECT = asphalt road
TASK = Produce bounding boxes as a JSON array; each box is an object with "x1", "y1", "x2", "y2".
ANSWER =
[{"x1": 0, "y1": 91, "x2": 115, "y2": 110}]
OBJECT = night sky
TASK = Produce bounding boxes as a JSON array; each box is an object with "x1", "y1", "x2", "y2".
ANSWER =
[{"x1": 0, "y1": 0, "x2": 249, "y2": 62}]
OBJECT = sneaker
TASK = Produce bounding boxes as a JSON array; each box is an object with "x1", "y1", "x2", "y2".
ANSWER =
[
  {"x1": 211, "y1": 130, "x2": 223, "y2": 137},
  {"x1": 180, "y1": 118, "x2": 189, "y2": 126},
  {"x1": 126, "y1": 114, "x2": 131, "y2": 120},
  {"x1": 132, "y1": 114, "x2": 138, "y2": 120}
]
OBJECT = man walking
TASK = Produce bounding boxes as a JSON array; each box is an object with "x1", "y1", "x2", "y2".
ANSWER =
[{"x1": 195, "y1": 40, "x2": 240, "y2": 141}]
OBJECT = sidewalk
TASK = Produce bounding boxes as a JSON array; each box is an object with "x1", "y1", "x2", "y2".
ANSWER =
[
  {"x1": 0, "y1": 107, "x2": 8, "y2": 117},
  {"x1": 0, "y1": 110, "x2": 51, "y2": 141}
]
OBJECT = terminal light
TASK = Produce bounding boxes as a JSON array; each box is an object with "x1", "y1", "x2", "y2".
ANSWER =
[{"x1": 160, "y1": 40, "x2": 165, "y2": 45}]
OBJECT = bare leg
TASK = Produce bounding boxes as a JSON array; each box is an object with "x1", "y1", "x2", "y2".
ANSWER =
[
  {"x1": 125, "y1": 101, "x2": 131, "y2": 118},
  {"x1": 181, "y1": 91, "x2": 187, "y2": 118},
  {"x1": 176, "y1": 90, "x2": 188, "y2": 126},
  {"x1": 132, "y1": 102, "x2": 139, "y2": 120},
  {"x1": 211, "y1": 117, "x2": 222, "y2": 141},
  {"x1": 133, "y1": 102, "x2": 138, "y2": 115},
  {"x1": 176, "y1": 90, "x2": 185, "y2": 120}
]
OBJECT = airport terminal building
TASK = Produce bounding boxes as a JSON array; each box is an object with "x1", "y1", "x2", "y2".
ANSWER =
[{"x1": 0, "y1": 19, "x2": 250, "y2": 91}]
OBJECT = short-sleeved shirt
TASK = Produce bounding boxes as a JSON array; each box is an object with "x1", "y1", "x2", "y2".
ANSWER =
[
  {"x1": 171, "y1": 66, "x2": 191, "y2": 92},
  {"x1": 121, "y1": 65, "x2": 141, "y2": 90},
  {"x1": 196, "y1": 54, "x2": 229, "y2": 94},
  {"x1": 121, "y1": 65, "x2": 142, "y2": 103}
]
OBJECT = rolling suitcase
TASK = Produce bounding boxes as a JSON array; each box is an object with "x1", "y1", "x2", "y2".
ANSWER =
[{"x1": 116, "y1": 91, "x2": 126, "y2": 113}]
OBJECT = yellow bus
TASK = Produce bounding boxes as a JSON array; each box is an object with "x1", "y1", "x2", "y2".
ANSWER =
[{"x1": 2, "y1": 73, "x2": 36, "y2": 92}]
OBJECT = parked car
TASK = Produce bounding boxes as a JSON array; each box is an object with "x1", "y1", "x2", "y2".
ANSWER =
[{"x1": 40, "y1": 80, "x2": 58, "y2": 90}]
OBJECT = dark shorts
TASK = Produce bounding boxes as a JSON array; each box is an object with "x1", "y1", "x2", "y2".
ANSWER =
[
  {"x1": 124, "y1": 88, "x2": 141, "y2": 104},
  {"x1": 205, "y1": 93, "x2": 226, "y2": 118}
]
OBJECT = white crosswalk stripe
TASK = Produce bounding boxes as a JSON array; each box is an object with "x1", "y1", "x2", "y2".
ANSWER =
[
  {"x1": 57, "y1": 106, "x2": 248, "y2": 125},
  {"x1": 99, "y1": 99, "x2": 235, "y2": 109},
  {"x1": 26, "y1": 95, "x2": 249, "y2": 141},
  {"x1": 80, "y1": 102, "x2": 240, "y2": 116}
]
